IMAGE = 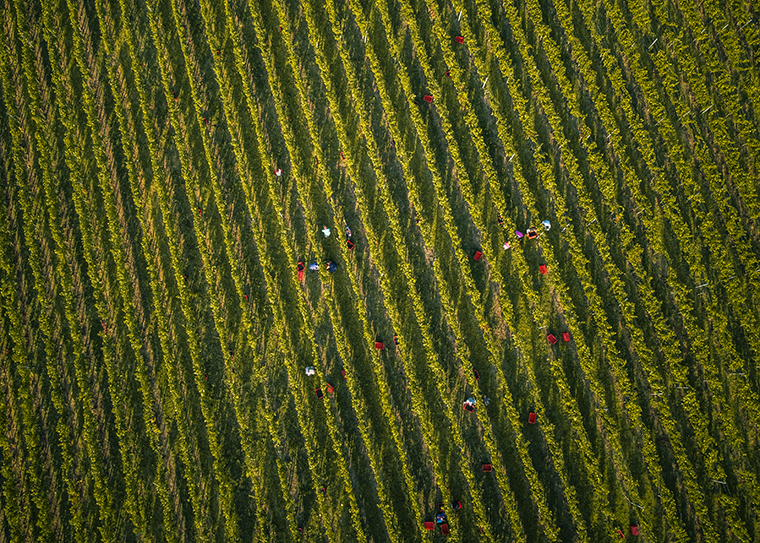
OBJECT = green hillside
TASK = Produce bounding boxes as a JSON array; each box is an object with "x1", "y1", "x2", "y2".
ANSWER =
[{"x1": 1, "y1": 0, "x2": 758, "y2": 540}]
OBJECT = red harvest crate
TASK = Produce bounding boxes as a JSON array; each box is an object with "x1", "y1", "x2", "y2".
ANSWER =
[
  {"x1": 374, "y1": 342, "x2": 385, "y2": 350},
  {"x1": 528, "y1": 412, "x2": 537, "y2": 424},
  {"x1": 473, "y1": 250, "x2": 483, "y2": 261},
  {"x1": 423, "y1": 95, "x2": 433, "y2": 103},
  {"x1": 455, "y1": 35, "x2": 464, "y2": 44},
  {"x1": 539, "y1": 264, "x2": 548, "y2": 274},
  {"x1": 547, "y1": 334, "x2": 558, "y2": 345},
  {"x1": 562, "y1": 332, "x2": 570, "y2": 342}
]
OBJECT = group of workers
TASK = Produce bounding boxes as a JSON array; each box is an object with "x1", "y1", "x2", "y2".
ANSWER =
[
  {"x1": 307, "y1": 212, "x2": 552, "y2": 270},
  {"x1": 434, "y1": 500, "x2": 461, "y2": 525},
  {"x1": 300, "y1": 221, "x2": 354, "y2": 277},
  {"x1": 504, "y1": 219, "x2": 551, "y2": 250}
]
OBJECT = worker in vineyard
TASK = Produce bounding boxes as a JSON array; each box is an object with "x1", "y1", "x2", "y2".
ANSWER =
[
  {"x1": 344, "y1": 221, "x2": 352, "y2": 239},
  {"x1": 309, "y1": 262, "x2": 319, "y2": 271},
  {"x1": 322, "y1": 225, "x2": 331, "y2": 237},
  {"x1": 436, "y1": 511, "x2": 447, "y2": 524},
  {"x1": 305, "y1": 366, "x2": 316, "y2": 376},
  {"x1": 325, "y1": 260, "x2": 338, "y2": 273}
]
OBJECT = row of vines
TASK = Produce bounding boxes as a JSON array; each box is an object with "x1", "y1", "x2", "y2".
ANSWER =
[{"x1": 1, "y1": 0, "x2": 757, "y2": 540}]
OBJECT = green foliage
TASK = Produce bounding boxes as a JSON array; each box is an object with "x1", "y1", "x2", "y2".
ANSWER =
[{"x1": 0, "y1": 0, "x2": 758, "y2": 541}]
